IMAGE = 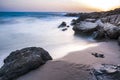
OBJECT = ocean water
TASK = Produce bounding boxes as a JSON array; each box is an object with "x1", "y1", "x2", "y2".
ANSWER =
[{"x1": 0, "y1": 12, "x2": 95, "y2": 66}]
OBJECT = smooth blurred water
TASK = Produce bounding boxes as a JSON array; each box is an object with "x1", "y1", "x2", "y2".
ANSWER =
[{"x1": 0, "y1": 12, "x2": 95, "y2": 66}]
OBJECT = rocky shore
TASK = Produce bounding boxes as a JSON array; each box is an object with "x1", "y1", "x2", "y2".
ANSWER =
[
  {"x1": 66, "y1": 8, "x2": 120, "y2": 18},
  {"x1": 0, "y1": 8, "x2": 120, "y2": 80},
  {"x1": 67, "y1": 8, "x2": 120, "y2": 45},
  {"x1": 17, "y1": 41, "x2": 120, "y2": 80}
]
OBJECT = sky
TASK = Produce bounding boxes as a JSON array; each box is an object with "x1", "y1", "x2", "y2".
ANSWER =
[{"x1": 0, "y1": 0, "x2": 120, "y2": 12}]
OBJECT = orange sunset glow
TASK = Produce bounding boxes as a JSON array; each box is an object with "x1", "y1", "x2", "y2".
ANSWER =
[
  {"x1": 0, "y1": 0, "x2": 120, "y2": 12},
  {"x1": 75, "y1": 0, "x2": 120, "y2": 11}
]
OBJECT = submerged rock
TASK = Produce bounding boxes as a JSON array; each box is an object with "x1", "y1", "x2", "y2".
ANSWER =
[
  {"x1": 58, "y1": 22, "x2": 67, "y2": 28},
  {"x1": 0, "y1": 47, "x2": 52, "y2": 80}
]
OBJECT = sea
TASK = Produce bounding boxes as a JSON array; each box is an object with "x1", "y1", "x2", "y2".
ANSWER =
[{"x1": 0, "y1": 12, "x2": 96, "y2": 67}]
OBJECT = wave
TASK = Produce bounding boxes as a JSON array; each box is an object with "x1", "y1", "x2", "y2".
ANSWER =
[
  {"x1": 0, "y1": 12, "x2": 67, "y2": 24},
  {"x1": 0, "y1": 12, "x2": 66, "y2": 18}
]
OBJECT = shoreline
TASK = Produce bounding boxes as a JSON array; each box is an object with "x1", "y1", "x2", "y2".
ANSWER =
[{"x1": 17, "y1": 40, "x2": 120, "y2": 80}]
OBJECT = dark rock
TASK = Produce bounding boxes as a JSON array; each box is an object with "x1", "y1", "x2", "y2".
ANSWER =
[
  {"x1": 84, "y1": 8, "x2": 119, "y2": 21},
  {"x1": 91, "y1": 53, "x2": 104, "y2": 58},
  {"x1": 93, "y1": 22, "x2": 120, "y2": 40},
  {"x1": 95, "y1": 64, "x2": 120, "y2": 74},
  {"x1": 71, "y1": 19, "x2": 78, "y2": 25},
  {"x1": 106, "y1": 27, "x2": 120, "y2": 39},
  {"x1": 58, "y1": 22, "x2": 67, "y2": 28},
  {"x1": 73, "y1": 21, "x2": 98, "y2": 35},
  {"x1": 71, "y1": 8, "x2": 120, "y2": 42},
  {"x1": 77, "y1": 14, "x2": 89, "y2": 21},
  {"x1": 0, "y1": 47, "x2": 52, "y2": 80},
  {"x1": 91, "y1": 64, "x2": 120, "y2": 80},
  {"x1": 67, "y1": 25, "x2": 70, "y2": 27},
  {"x1": 118, "y1": 37, "x2": 120, "y2": 45},
  {"x1": 101, "y1": 14, "x2": 120, "y2": 26},
  {"x1": 62, "y1": 28, "x2": 67, "y2": 31},
  {"x1": 92, "y1": 28, "x2": 106, "y2": 40},
  {"x1": 65, "y1": 13, "x2": 80, "y2": 17},
  {"x1": 73, "y1": 8, "x2": 120, "y2": 25}
]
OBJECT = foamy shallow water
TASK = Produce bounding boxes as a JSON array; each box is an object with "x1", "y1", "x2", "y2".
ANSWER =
[{"x1": 0, "y1": 13, "x2": 95, "y2": 67}]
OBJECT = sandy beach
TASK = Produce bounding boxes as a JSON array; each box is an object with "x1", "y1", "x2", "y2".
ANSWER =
[{"x1": 17, "y1": 41, "x2": 120, "y2": 80}]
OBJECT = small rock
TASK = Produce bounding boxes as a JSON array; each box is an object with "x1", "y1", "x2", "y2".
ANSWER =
[
  {"x1": 67, "y1": 25, "x2": 70, "y2": 27},
  {"x1": 58, "y1": 22, "x2": 67, "y2": 28},
  {"x1": 91, "y1": 53, "x2": 104, "y2": 58},
  {"x1": 62, "y1": 28, "x2": 67, "y2": 31}
]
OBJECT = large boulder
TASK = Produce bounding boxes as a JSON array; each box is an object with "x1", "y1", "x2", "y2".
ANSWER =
[
  {"x1": 0, "y1": 47, "x2": 52, "y2": 80},
  {"x1": 73, "y1": 21, "x2": 98, "y2": 34}
]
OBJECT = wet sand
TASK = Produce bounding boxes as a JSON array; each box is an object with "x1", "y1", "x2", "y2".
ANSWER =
[{"x1": 17, "y1": 41, "x2": 120, "y2": 80}]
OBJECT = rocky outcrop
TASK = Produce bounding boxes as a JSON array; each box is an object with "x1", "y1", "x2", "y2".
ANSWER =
[
  {"x1": 66, "y1": 8, "x2": 120, "y2": 19},
  {"x1": 65, "y1": 13, "x2": 81, "y2": 17},
  {"x1": 101, "y1": 14, "x2": 120, "y2": 26},
  {"x1": 0, "y1": 47, "x2": 52, "y2": 80},
  {"x1": 70, "y1": 8, "x2": 120, "y2": 25},
  {"x1": 102, "y1": 23, "x2": 120, "y2": 39},
  {"x1": 72, "y1": 8, "x2": 120, "y2": 43},
  {"x1": 74, "y1": 18, "x2": 120, "y2": 39}
]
